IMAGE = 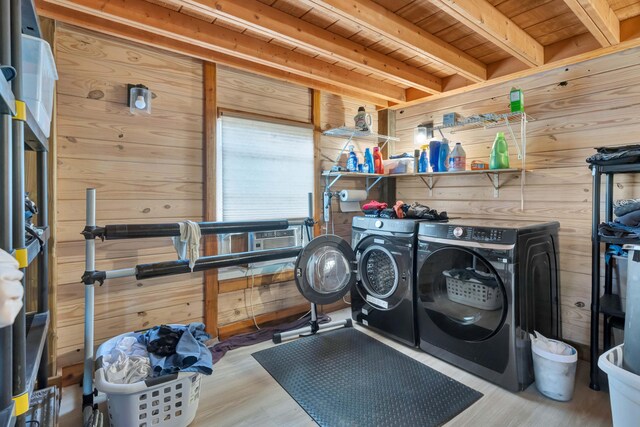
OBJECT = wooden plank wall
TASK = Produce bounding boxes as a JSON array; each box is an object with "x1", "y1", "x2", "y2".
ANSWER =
[
  {"x1": 55, "y1": 24, "x2": 205, "y2": 368},
  {"x1": 394, "y1": 45, "x2": 640, "y2": 347}
]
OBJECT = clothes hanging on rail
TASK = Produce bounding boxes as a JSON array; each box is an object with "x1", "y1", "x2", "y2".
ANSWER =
[{"x1": 172, "y1": 220, "x2": 201, "y2": 271}]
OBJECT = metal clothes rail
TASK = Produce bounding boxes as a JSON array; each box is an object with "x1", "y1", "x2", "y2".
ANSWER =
[
  {"x1": 80, "y1": 188, "x2": 311, "y2": 425},
  {"x1": 1, "y1": 1, "x2": 53, "y2": 426}
]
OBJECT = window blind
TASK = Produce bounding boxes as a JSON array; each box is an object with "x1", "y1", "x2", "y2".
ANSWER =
[{"x1": 217, "y1": 114, "x2": 314, "y2": 221}]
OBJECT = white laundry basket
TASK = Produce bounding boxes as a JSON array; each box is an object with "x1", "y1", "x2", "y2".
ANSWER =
[
  {"x1": 95, "y1": 332, "x2": 202, "y2": 427},
  {"x1": 531, "y1": 338, "x2": 578, "y2": 401},
  {"x1": 599, "y1": 344, "x2": 640, "y2": 427}
]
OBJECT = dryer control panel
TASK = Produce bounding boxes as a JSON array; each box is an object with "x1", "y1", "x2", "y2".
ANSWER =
[{"x1": 419, "y1": 223, "x2": 517, "y2": 244}]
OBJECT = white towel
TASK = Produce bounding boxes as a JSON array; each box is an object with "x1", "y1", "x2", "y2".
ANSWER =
[{"x1": 172, "y1": 220, "x2": 201, "y2": 271}]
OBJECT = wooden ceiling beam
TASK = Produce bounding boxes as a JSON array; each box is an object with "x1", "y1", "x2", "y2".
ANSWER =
[
  {"x1": 563, "y1": 0, "x2": 620, "y2": 46},
  {"x1": 182, "y1": 0, "x2": 442, "y2": 94},
  {"x1": 42, "y1": 0, "x2": 407, "y2": 102},
  {"x1": 306, "y1": 0, "x2": 487, "y2": 83},
  {"x1": 34, "y1": 0, "x2": 390, "y2": 108},
  {"x1": 428, "y1": 0, "x2": 544, "y2": 67}
]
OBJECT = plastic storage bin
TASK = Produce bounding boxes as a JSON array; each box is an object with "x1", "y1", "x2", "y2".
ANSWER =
[
  {"x1": 383, "y1": 158, "x2": 413, "y2": 175},
  {"x1": 599, "y1": 344, "x2": 640, "y2": 427},
  {"x1": 22, "y1": 34, "x2": 58, "y2": 138},
  {"x1": 532, "y1": 338, "x2": 577, "y2": 401},
  {"x1": 443, "y1": 269, "x2": 501, "y2": 310},
  {"x1": 95, "y1": 332, "x2": 202, "y2": 427}
]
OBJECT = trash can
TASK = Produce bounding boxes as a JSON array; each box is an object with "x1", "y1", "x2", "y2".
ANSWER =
[
  {"x1": 599, "y1": 344, "x2": 640, "y2": 427},
  {"x1": 531, "y1": 335, "x2": 578, "y2": 401}
]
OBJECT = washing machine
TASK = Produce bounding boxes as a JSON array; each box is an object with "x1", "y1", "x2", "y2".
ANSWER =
[
  {"x1": 348, "y1": 216, "x2": 422, "y2": 347},
  {"x1": 415, "y1": 219, "x2": 560, "y2": 392}
]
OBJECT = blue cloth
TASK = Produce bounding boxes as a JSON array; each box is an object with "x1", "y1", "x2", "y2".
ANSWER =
[{"x1": 138, "y1": 323, "x2": 213, "y2": 377}]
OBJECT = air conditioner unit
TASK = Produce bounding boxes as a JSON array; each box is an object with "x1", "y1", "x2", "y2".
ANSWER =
[{"x1": 248, "y1": 227, "x2": 303, "y2": 268}]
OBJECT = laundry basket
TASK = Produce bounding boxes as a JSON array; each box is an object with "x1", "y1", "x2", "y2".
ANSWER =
[
  {"x1": 444, "y1": 269, "x2": 501, "y2": 310},
  {"x1": 95, "y1": 332, "x2": 202, "y2": 427}
]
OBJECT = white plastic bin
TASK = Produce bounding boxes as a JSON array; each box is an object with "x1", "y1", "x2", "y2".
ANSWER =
[
  {"x1": 21, "y1": 34, "x2": 58, "y2": 138},
  {"x1": 96, "y1": 332, "x2": 202, "y2": 427},
  {"x1": 599, "y1": 344, "x2": 640, "y2": 427},
  {"x1": 532, "y1": 338, "x2": 578, "y2": 401},
  {"x1": 383, "y1": 158, "x2": 413, "y2": 174}
]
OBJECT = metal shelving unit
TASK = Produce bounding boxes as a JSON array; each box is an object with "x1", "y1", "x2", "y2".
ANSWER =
[
  {"x1": 589, "y1": 162, "x2": 640, "y2": 391},
  {"x1": 1, "y1": 1, "x2": 54, "y2": 426}
]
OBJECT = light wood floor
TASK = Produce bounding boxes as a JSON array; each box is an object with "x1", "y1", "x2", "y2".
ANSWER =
[{"x1": 59, "y1": 308, "x2": 612, "y2": 426}]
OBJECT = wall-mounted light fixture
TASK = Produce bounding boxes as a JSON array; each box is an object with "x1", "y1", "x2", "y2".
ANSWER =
[
  {"x1": 127, "y1": 83, "x2": 151, "y2": 114},
  {"x1": 413, "y1": 122, "x2": 433, "y2": 146}
]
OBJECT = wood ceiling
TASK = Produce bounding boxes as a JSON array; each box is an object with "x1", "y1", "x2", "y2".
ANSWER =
[{"x1": 37, "y1": 0, "x2": 640, "y2": 108}]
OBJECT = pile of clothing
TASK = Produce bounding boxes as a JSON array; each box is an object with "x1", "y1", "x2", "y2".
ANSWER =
[
  {"x1": 599, "y1": 198, "x2": 640, "y2": 239},
  {"x1": 362, "y1": 200, "x2": 448, "y2": 221},
  {"x1": 101, "y1": 323, "x2": 213, "y2": 384},
  {"x1": 586, "y1": 144, "x2": 640, "y2": 166}
]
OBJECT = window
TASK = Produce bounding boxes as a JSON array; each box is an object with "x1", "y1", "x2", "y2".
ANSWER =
[{"x1": 217, "y1": 112, "x2": 314, "y2": 221}]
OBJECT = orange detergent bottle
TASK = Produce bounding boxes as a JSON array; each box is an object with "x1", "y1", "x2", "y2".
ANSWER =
[{"x1": 373, "y1": 147, "x2": 384, "y2": 174}]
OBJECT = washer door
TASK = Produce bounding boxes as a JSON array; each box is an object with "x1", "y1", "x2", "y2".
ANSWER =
[
  {"x1": 417, "y1": 246, "x2": 507, "y2": 341},
  {"x1": 355, "y1": 235, "x2": 406, "y2": 311},
  {"x1": 295, "y1": 234, "x2": 356, "y2": 305}
]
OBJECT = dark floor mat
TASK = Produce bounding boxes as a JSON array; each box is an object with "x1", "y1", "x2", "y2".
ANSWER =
[{"x1": 252, "y1": 327, "x2": 482, "y2": 427}]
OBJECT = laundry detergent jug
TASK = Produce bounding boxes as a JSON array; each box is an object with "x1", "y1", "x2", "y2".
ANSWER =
[
  {"x1": 429, "y1": 140, "x2": 441, "y2": 172},
  {"x1": 448, "y1": 142, "x2": 466, "y2": 171},
  {"x1": 346, "y1": 145, "x2": 358, "y2": 172},
  {"x1": 490, "y1": 132, "x2": 510, "y2": 169}
]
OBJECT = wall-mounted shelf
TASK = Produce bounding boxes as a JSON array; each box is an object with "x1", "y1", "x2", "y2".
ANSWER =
[
  {"x1": 0, "y1": 76, "x2": 16, "y2": 116},
  {"x1": 322, "y1": 126, "x2": 400, "y2": 142},
  {"x1": 321, "y1": 168, "x2": 521, "y2": 197},
  {"x1": 434, "y1": 111, "x2": 530, "y2": 132}
]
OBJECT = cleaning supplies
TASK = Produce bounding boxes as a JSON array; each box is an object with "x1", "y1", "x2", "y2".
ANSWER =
[
  {"x1": 373, "y1": 146, "x2": 384, "y2": 174},
  {"x1": 346, "y1": 145, "x2": 358, "y2": 172},
  {"x1": 418, "y1": 147, "x2": 428, "y2": 173},
  {"x1": 438, "y1": 140, "x2": 450, "y2": 172},
  {"x1": 414, "y1": 149, "x2": 420, "y2": 173},
  {"x1": 448, "y1": 142, "x2": 466, "y2": 172},
  {"x1": 364, "y1": 148, "x2": 375, "y2": 174},
  {"x1": 510, "y1": 88, "x2": 524, "y2": 113},
  {"x1": 429, "y1": 140, "x2": 441, "y2": 172},
  {"x1": 354, "y1": 106, "x2": 372, "y2": 131},
  {"x1": 489, "y1": 132, "x2": 510, "y2": 169}
]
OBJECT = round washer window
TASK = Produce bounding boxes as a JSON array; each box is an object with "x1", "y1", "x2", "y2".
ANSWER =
[
  {"x1": 361, "y1": 247, "x2": 398, "y2": 298},
  {"x1": 305, "y1": 247, "x2": 351, "y2": 294}
]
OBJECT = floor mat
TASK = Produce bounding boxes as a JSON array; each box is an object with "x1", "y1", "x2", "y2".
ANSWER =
[{"x1": 252, "y1": 327, "x2": 483, "y2": 427}]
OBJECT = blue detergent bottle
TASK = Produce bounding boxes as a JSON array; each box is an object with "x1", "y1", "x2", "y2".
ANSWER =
[
  {"x1": 346, "y1": 145, "x2": 358, "y2": 172},
  {"x1": 429, "y1": 140, "x2": 441, "y2": 172},
  {"x1": 438, "y1": 140, "x2": 450, "y2": 172},
  {"x1": 418, "y1": 147, "x2": 428, "y2": 173},
  {"x1": 364, "y1": 148, "x2": 375, "y2": 174}
]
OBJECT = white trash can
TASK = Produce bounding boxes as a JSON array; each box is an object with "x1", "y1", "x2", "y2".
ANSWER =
[
  {"x1": 531, "y1": 337, "x2": 578, "y2": 401},
  {"x1": 599, "y1": 344, "x2": 640, "y2": 427}
]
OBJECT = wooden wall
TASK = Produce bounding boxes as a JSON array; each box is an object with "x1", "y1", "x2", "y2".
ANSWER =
[
  {"x1": 394, "y1": 45, "x2": 640, "y2": 347},
  {"x1": 55, "y1": 24, "x2": 205, "y2": 368}
]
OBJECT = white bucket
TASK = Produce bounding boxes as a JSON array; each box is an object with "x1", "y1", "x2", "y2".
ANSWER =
[
  {"x1": 532, "y1": 338, "x2": 578, "y2": 401},
  {"x1": 599, "y1": 344, "x2": 640, "y2": 427}
]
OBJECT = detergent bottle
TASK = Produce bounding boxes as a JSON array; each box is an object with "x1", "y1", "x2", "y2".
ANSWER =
[
  {"x1": 489, "y1": 132, "x2": 510, "y2": 169},
  {"x1": 364, "y1": 148, "x2": 375, "y2": 174},
  {"x1": 373, "y1": 147, "x2": 384, "y2": 174},
  {"x1": 448, "y1": 142, "x2": 466, "y2": 171},
  {"x1": 346, "y1": 145, "x2": 358, "y2": 172},
  {"x1": 429, "y1": 140, "x2": 441, "y2": 172},
  {"x1": 418, "y1": 146, "x2": 428, "y2": 173},
  {"x1": 438, "y1": 139, "x2": 450, "y2": 172}
]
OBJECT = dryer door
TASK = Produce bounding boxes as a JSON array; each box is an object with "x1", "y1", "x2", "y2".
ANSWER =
[
  {"x1": 417, "y1": 244, "x2": 508, "y2": 342},
  {"x1": 294, "y1": 234, "x2": 357, "y2": 305}
]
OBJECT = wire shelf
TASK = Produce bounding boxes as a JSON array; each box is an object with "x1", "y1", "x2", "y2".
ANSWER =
[
  {"x1": 322, "y1": 126, "x2": 399, "y2": 142},
  {"x1": 434, "y1": 112, "x2": 531, "y2": 133}
]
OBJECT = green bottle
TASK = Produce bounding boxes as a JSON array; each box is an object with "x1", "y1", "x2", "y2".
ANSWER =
[{"x1": 489, "y1": 132, "x2": 510, "y2": 169}]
